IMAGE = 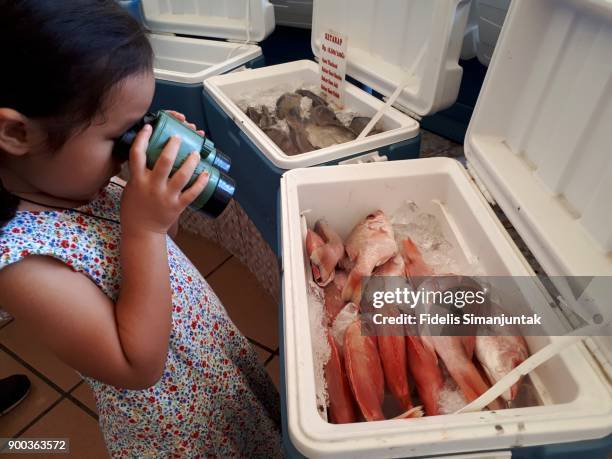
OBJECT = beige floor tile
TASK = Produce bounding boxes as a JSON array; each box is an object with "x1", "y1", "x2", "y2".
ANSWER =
[
  {"x1": 20, "y1": 399, "x2": 108, "y2": 459},
  {"x1": 70, "y1": 382, "x2": 98, "y2": 415},
  {"x1": 0, "y1": 321, "x2": 80, "y2": 391},
  {"x1": 174, "y1": 228, "x2": 231, "y2": 277},
  {"x1": 0, "y1": 352, "x2": 62, "y2": 438},
  {"x1": 419, "y1": 129, "x2": 461, "y2": 158},
  {"x1": 266, "y1": 357, "x2": 280, "y2": 390},
  {"x1": 207, "y1": 257, "x2": 279, "y2": 349}
]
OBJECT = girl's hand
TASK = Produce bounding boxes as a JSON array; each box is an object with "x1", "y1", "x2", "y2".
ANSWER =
[
  {"x1": 166, "y1": 110, "x2": 205, "y2": 136},
  {"x1": 164, "y1": 110, "x2": 204, "y2": 239},
  {"x1": 120, "y1": 124, "x2": 209, "y2": 236}
]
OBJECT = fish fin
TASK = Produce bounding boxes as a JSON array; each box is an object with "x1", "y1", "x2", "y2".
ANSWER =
[
  {"x1": 306, "y1": 229, "x2": 324, "y2": 256},
  {"x1": 401, "y1": 238, "x2": 434, "y2": 280},
  {"x1": 342, "y1": 267, "x2": 363, "y2": 303},
  {"x1": 314, "y1": 219, "x2": 342, "y2": 245},
  {"x1": 392, "y1": 406, "x2": 424, "y2": 419},
  {"x1": 401, "y1": 238, "x2": 418, "y2": 264},
  {"x1": 334, "y1": 270, "x2": 348, "y2": 290},
  {"x1": 449, "y1": 363, "x2": 491, "y2": 403},
  {"x1": 507, "y1": 355, "x2": 526, "y2": 401},
  {"x1": 462, "y1": 336, "x2": 476, "y2": 359},
  {"x1": 325, "y1": 334, "x2": 357, "y2": 424},
  {"x1": 417, "y1": 336, "x2": 439, "y2": 365}
]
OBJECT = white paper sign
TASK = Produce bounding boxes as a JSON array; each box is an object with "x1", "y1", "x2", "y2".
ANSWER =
[{"x1": 319, "y1": 29, "x2": 348, "y2": 108}]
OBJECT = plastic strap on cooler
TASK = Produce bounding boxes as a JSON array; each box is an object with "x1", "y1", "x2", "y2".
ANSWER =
[
  {"x1": 226, "y1": 0, "x2": 252, "y2": 60},
  {"x1": 356, "y1": 79, "x2": 409, "y2": 139},
  {"x1": 554, "y1": 276, "x2": 611, "y2": 327},
  {"x1": 356, "y1": 42, "x2": 427, "y2": 139},
  {"x1": 455, "y1": 321, "x2": 612, "y2": 414}
]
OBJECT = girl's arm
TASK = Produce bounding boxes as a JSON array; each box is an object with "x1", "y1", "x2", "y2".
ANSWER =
[
  {"x1": 0, "y1": 126, "x2": 208, "y2": 389},
  {"x1": 0, "y1": 255, "x2": 167, "y2": 389},
  {"x1": 168, "y1": 219, "x2": 179, "y2": 239}
]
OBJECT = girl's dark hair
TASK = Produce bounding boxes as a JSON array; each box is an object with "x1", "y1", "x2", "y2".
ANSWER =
[{"x1": 0, "y1": 0, "x2": 154, "y2": 227}]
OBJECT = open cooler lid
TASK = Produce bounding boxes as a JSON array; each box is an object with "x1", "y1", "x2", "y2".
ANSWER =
[
  {"x1": 310, "y1": 0, "x2": 471, "y2": 117},
  {"x1": 140, "y1": 0, "x2": 275, "y2": 43},
  {"x1": 465, "y1": 0, "x2": 612, "y2": 328}
]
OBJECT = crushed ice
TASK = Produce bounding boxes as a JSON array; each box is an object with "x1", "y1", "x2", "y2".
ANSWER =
[
  {"x1": 392, "y1": 201, "x2": 472, "y2": 275},
  {"x1": 330, "y1": 303, "x2": 360, "y2": 354},
  {"x1": 438, "y1": 379, "x2": 468, "y2": 415},
  {"x1": 306, "y1": 280, "x2": 331, "y2": 418}
]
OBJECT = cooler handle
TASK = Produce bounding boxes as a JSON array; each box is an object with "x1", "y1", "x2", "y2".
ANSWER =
[{"x1": 338, "y1": 151, "x2": 388, "y2": 165}]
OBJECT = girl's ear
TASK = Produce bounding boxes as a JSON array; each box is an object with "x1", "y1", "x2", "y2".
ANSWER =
[{"x1": 0, "y1": 109, "x2": 30, "y2": 156}]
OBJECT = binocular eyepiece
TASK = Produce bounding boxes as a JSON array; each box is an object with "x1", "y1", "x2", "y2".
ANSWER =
[{"x1": 112, "y1": 110, "x2": 235, "y2": 218}]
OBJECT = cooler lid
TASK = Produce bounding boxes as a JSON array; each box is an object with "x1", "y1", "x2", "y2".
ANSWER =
[
  {"x1": 310, "y1": 0, "x2": 472, "y2": 117},
  {"x1": 465, "y1": 0, "x2": 612, "y2": 326},
  {"x1": 140, "y1": 0, "x2": 275, "y2": 43}
]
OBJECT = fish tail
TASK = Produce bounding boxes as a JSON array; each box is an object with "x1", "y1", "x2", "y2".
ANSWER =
[
  {"x1": 393, "y1": 405, "x2": 424, "y2": 419},
  {"x1": 450, "y1": 362, "x2": 492, "y2": 403}
]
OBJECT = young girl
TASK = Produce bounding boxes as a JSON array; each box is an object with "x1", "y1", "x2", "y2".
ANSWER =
[{"x1": 0, "y1": 1, "x2": 281, "y2": 457}]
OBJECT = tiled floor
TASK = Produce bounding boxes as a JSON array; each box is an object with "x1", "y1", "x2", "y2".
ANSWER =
[{"x1": 0, "y1": 228, "x2": 280, "y2": 458}]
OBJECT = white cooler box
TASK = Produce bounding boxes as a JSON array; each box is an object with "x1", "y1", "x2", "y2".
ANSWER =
[
  {"x1": 475, "y1": 0, "x2": 511, "y2": 67},
  {"x1": 460, "y1": 0, "x2": 511, "y2": 66},
  {"x1": 202, "y1": 0, "x2": 472, "y2": 253},
  {"x1": 139, "y1": 0, "x2": 275, "y2": 133},
  {"x1": 280, "y1": 0, "x2": 612, "y2": 457}
]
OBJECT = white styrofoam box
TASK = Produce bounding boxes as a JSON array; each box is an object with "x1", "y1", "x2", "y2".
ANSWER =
[
  {"x1": 465, "y1": 0, "x2": 612, "y2": 323},
  {"x1": 475, "y1": 0, "x2": 510, "y2": 66},
  {"x1": 204, "y1": 60, "x2": 419, "y2": 169},
  {"x1": 310, "y1": 0, "x2": 471, "y2": 116},
  {"x1": 140, "y1": 0, "x2": 275, "y2": 42},
  {"x1": 149, "y1": 33, "x2": 261, "y2": 83},
  {"x1": 280, "y1": 158, "x2": 612, "y2": 458},
  {"x1": 270, "y1": 0, "x2": 313, "y2": 29}
]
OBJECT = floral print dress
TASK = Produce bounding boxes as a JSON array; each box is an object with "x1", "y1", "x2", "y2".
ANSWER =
[{"x1": 0, "y1": 180, "x2": 282, "y2": 458}]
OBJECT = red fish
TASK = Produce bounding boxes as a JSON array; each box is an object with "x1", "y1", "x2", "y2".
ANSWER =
[
  {"x1": 344, "y1": 320, "x2": 386, "y2": 421},
  {"x1": 306, "y1": 229, "x2": 325, "y2": 283},
  {"x1": 342, "y1": 211, "x2": 397, "y2": 304},
  {"x1": 401, "y1": 239, "x2": 494, "y2": 407},
  {"x1": 344, "y1": 320, "x2": 421, "y2": 421},
  {"x1": 323, "y1": 271, "x2": 347, "y2": 325},
  {"x1": 372, "y1": 255, "x2": 414, "y2": 412},
  {"x1": 400, "y1": 238, "x2": 433, "y2": 286},
  {"x1": 405, "y1": 336, "x2": 445, "y2": 416},
  {"x1": 425, "y1": 336, "x2": 495, "y2": 405},
  {"x1": 324, "y1": 334, "x2": 357, "y2": 424},
  {"x1": 377, "y1": 333, "x2": 413, "y2": 412},
  {"x1": 475, "y1": 335, "x2": 529, "y2": 402},
  {"x1": 306, "y1": 219, "x2": 345, "y2": 287}
]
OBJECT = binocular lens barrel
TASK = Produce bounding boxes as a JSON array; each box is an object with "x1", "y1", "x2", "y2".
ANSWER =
[
  {"x1": 211, "y1": 150, "x2": 232, "y2": 175},
  {"x1": 112, "y1": 111, "x2": 235, "y2": 218}
]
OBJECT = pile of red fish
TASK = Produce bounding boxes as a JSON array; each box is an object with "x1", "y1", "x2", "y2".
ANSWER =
[{"x1": 305, "y1": 210, "x2": 530, "y2": 424}]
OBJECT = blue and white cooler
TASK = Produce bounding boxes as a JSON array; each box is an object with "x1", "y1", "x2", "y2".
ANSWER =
[
  {"x1": 202, "y1": 0, "x2": 473, "y2": 253},
  {"x1": 279, "y1": 0, "x2": 612, "y2": 457},
  {"x1": 139, "y1": 0, "x2": 275, "y2": 134}
]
